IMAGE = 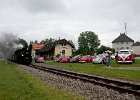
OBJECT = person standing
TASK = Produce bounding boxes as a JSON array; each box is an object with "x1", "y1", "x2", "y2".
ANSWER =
[
  {"x1": 106, "y1": 51, "x2": 112, "y2": 67},
  {"x1": 102, "y1": 52, "x2": 107, "y2": 66}
]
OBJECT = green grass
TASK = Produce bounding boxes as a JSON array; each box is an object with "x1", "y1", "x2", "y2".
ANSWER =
[
  {"x1": 0, "y1": 60, "x2": 85, "y2": 100},
  {"x1": 46, "y1": 59, "x2": 140, "y2": 82},
  {"x1": 111, "y1": 59, "x2": 140, "y2": 67}
]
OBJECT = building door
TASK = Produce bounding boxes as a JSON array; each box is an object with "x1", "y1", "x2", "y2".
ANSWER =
[{"x1": 62, "y1": 50, "x2": 65, "y2": 56}]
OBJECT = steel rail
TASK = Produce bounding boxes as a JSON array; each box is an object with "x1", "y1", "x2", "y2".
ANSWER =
[{"x1": 30, "y1": 64, "x2": 140, "y2": 96}]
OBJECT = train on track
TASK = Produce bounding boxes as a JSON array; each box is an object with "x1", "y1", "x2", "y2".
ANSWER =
[{"x1": 8, "y1": 40, "x2": 32, "y2": 65}]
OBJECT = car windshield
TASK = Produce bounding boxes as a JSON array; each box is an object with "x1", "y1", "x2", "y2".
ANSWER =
[
  {"x1": 82, "y1": 56, "x2": 88, "y2": 58},
  {"x1": 119, "y1": 51, "x2": 129, "y2": 54},
  {"x1": 35, "y1": 55, "x2": 40, "y2": 58}
]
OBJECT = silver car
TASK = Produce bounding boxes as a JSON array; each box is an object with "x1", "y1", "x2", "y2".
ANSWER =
[{"x1": 93, "y1": 55, "x2": 104, "y2": 64}]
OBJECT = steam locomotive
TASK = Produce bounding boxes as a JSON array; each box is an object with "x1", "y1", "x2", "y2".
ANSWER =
[{"x1": 8, "y1": 40, "x2": 32, "y2": 65}]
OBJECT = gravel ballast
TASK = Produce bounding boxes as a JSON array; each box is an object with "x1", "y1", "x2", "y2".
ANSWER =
[{"x1": 18, "y1": 65, "x2": 139, "y2": 100}]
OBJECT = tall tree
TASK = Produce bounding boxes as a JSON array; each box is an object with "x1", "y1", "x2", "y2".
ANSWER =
[
  {"x1": 97, "y1": 45, "x2": 112, "y2": 54},
  {"x1": 40, "y1": 38, "x2": 55, "y2": 44},
  {"x1": 68, "y1": 40, "x2": 74, "y2": 46},
  {"x1": 78, "y1": 31, "x2": 100, "y2": 55},
  {"x1": 34, "y1": 40, "x2": 38, "y2": 43}
]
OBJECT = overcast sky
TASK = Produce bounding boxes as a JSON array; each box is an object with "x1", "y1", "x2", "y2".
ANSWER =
[{"x1": 0, "y1": 0, "x2": 140, "y2": 48}]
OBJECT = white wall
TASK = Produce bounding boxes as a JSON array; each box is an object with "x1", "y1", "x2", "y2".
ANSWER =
[
  {"x1": 112, "y1": 42, "x2": 133, "y2": 51},
  {"x1": 55, "y1": 44, "x2": 73, "y2": 57},
  {"x1": 132, "y1": 46, "x2": 140, "y2": 55}
]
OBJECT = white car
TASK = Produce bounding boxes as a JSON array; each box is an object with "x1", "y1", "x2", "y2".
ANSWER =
[{"x1": 93, "y1": 55, "x2": 104, "y2": 64}]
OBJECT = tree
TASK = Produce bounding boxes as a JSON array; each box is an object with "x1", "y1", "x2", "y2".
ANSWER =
[
  {"x1": 34, "y1": 40, "x2": 38, "y2": 43},
  {"x1": 78, "y1": 31, "x2": 100, "y2": 55},
  {"x1": 96, "y1": 45, "x2": 115, "y2": 54},
  {"x1": 40, "y1": 38, "x2": 55, "y2": 44},
  {"x1": 30, "y1": 41, "x2": 33, "y2": 44},
  {"x1": 97, "y1": 45, "x2": 110, "y2": 54}
]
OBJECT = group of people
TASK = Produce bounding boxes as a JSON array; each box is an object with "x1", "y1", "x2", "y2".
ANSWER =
[{"x1": 102, "y1": 51, "x2": 112, "y2": 67}]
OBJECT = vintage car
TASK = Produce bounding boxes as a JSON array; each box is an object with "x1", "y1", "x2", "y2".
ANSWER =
[
  {"x1": 69, "y1": 55, "x2": 82, "y2": 63},
  {"x1": 92, "y1": 55, "x2": 104, "y2": 64},
  {"x1": 35, "y1": 56, "x2": 44, "y2": 63},
  {"x1": 116, "y1": 50, "x2": 135, "y2": 63},
  {"x1": 60, "y1": 56, "x2": 71, "y2": 63},
  {"x1": 55, "y1": 56, "x2": 65, "y2": 62},
  {"x1": 79, "y1": 55, "x2": 95, "y2": 63}
]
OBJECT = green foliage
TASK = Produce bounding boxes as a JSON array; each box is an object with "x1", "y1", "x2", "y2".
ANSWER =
[
  {"x1": 34, "y1": 40, "x2": 38, "y2": 43},
  {"x1": 47, "y1": 60, "x2": 140, "y2": 82},
  {"x1": 73, "y1": 49, "x2": 83, "y2": 55},
  {"x1": 30, "y1": 41, "x2": 34, "y2": 44},
  {"x1": 55, "y1": 54, "x2": 61, "y2": 58},
  {"x1": 78, "y1": 31, "x2": 100, "y2": 55},
  {"x1": 97, "y1": 45, "x2": 112, "y2": 54},
  {"x1": 68, "y1": 40, "x2": 74, "y2": 47},
  {"x1": 40, "y1": 38, "x2": 55, "y2": 44}
]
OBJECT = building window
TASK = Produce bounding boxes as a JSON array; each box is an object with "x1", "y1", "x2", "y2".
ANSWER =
[
  {"x1": 62, "y1": 44, "x2": 66, "y2": 46},
  {"x1": 120, "y1": 47, "x2": 124, "y2": 50},
  {"x1": 126, "y1": 47, "x2": 129, "y2": 49}
]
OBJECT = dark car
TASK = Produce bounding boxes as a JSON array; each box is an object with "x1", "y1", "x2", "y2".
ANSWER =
[{"x1": 34, "y1": 56, "x2": 44, "y2": 63}]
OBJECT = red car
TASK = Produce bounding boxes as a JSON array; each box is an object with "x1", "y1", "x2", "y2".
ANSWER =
[
  {"x1": 55, "y1": 56, "x2": 65, "y2": 62},
  {"x1": 60, "y1": 56, "x2": 71, "y2": 63},
  {"x1": 79, "y1": 55, "x2": 95, "y2": 63},
  {"x1": 116, "y1": 50, "x2": 135, "y2": 63}
]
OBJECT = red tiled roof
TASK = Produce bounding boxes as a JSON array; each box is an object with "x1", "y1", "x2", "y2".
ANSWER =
[{"x1": 32, "y1": 43, "x2": 45, "y2": 51}]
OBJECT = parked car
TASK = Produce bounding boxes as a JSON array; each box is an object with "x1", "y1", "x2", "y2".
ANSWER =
[
  {"x1": 55, "y1": 56, "x2": 65, "y2": 62},
  {"x1": 79, "y1": 55, "x2": 95, "y2": 63},
  {"x1": 93, "y1": 55, "x2": 104, "y2": 64},
  {"x1": 60, "y1": 56, "x2": 71, "y2": 63},
  {"x1": 35, "y1": 56, "x2": 44, "y2": 63},
  {"x1": 116, "y1": 49, "x2": 135, "y2": 63},
  {"x1": 69, "y1": 55, "x2": 82, "y2": 63}
]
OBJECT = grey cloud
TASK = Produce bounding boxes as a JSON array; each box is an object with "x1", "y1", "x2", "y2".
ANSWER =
[
  {"x1": 0, "y1": 0, "x2": 140, "y2": 49},
  {"x1": 18, "y1": 0, "x2": 68, "y2": 13}
]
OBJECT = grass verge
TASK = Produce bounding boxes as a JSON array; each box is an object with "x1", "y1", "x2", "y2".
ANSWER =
[
  {"x1": 0, "y1": 60, "x2": 85, "y2": 100},
  {"x1": 46, "y1": 59, "x2": 140, "y2": 82}
]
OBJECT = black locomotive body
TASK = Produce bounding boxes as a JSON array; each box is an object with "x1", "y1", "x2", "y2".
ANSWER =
[{"x1": 8, "y1": 44, "x2": 32, "y2": 65}]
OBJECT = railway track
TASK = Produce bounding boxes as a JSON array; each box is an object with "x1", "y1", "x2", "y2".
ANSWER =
[{"x1": 29, "y1": 64, "x2": 140, "y2": 96}]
